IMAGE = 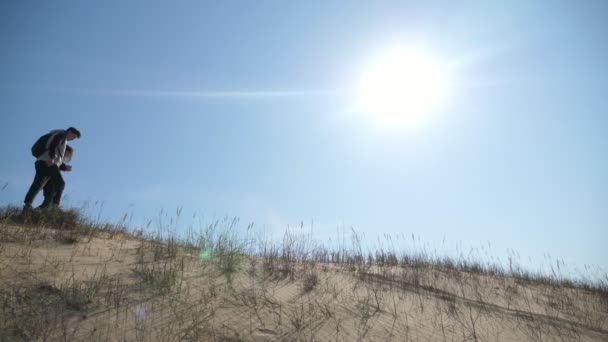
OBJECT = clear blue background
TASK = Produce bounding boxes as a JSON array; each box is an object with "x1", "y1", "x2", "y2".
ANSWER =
[{"x1": 1, "y1": 1, "x2": 606, "y2": 276}]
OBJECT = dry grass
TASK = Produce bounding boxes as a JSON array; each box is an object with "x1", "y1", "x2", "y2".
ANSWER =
[{"x1": 0, "y1": 205, "x2": 606, "y2": 341}]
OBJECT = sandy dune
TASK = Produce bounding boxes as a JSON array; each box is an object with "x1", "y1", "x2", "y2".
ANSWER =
[{"x1": 1, "y1": 218, "x2": 606, "y2": 341}]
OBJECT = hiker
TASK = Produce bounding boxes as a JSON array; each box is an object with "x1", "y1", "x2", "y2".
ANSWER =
[
  {"x1": 23, "y1": 127, "x2": 81, "y2": 212},
  {"x1": 39, "y1": 145, "x2": 74, "y2": 209}
]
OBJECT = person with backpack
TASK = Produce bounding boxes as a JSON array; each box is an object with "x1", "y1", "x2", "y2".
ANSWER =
[{"x1": 23, "y1": 127, "x2": 81, "y2": 212}]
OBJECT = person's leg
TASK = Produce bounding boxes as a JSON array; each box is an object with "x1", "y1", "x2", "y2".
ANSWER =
[
  {"x1": 38, "y1": 177, "x2": 53, "y2": 209},
  {"x1": 39, "y1": 166, "x2": 63, "y2": 209},
  {"x1": 51, "y1": 172, "x2": 65, "y2": 207},
  {"x1": 24, "y1": 161, "x2": 50, "y2": 208}
]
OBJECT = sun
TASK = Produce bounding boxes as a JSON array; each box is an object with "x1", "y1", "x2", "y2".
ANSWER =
[{"x1": 355, "y1": 47, "x2": 447, "y2": 133}]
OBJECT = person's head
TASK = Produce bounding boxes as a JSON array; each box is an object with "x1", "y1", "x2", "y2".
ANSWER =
[{"x1": 66, "y1": 127, "x2": 81, "y2": 141}]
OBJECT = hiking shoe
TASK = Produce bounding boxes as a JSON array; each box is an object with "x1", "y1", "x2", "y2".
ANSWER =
[
  {"x1": 22, "y1": 204, "x2": 33, "y2": 215},
  {"x1": 38, "y1": 204, "x2": 61, "y2": 212}
]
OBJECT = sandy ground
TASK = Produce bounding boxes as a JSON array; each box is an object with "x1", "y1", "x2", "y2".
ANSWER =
[{"x1": 1, "y1": 223, "x2": 607, "y2": 341}]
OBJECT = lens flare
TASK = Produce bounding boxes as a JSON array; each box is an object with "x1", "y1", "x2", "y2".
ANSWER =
[{"x1": 199, "y1": 248, "x2": 213, "y2": 261}]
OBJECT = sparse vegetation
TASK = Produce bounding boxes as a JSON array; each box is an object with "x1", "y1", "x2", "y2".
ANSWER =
[
  {"x1": 0, "y1": 204, "x2": 606, "y2": 341},
  {"x1": 302, "y1": 270, "x2": 319, "y2": 293}
]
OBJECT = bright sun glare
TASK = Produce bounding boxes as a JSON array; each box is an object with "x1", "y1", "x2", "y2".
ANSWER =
[{"x1": 355, "y1": 47, "x2": 447, "y2": 133}]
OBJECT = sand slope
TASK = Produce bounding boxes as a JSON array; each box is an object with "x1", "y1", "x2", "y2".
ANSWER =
[{"x1": 1, "y1": 222, "x2": 606, "y2": 341}]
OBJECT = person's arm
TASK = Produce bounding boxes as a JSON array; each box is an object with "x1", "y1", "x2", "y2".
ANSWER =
[
  {"x1": 59, "y1": 163, "x2": 72, "y2": 172},
  {"x1": 47, "y1": 132, "x2": 66, "y2": 160}
]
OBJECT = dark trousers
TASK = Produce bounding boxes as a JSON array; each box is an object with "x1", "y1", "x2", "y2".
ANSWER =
[{"x1": 24, "y1": 161, "x2": 65, "y2": 207}]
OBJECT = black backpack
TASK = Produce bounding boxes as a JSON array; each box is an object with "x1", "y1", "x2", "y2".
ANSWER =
[{"x1": 31, "y1": 133, "x2": 52, "y2": 158}]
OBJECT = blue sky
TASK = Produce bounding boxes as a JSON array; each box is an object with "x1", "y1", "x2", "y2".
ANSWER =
[{"x1": 1, "y1": 1, "x2": 607, "y2": 276}]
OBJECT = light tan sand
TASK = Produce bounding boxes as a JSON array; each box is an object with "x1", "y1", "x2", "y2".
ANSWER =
[{"x1": 1, "y1": 223, "x2": 606, "y2": 341}]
